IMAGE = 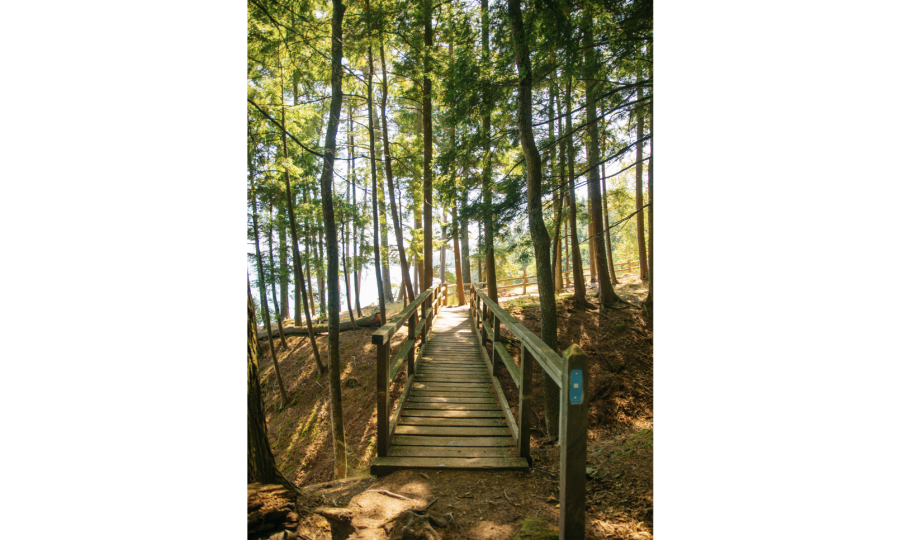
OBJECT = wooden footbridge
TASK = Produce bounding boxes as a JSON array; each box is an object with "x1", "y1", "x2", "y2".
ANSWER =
[{"x1": 370, "y1": 282, "x2": 589, "y2": 538}]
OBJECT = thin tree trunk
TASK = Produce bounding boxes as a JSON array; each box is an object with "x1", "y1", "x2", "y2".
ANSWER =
[
  {"x1": 278, "y1": 215, "x2": 290, "y2": 320},
  {"x1": 481, "y1": 0, "x2": 497, "y2": 306},
  {"x1": 278, "y1": 97, "x2": 325, "y2": 374},
  {"x1": 583, "y1": 11, "x2": 620, "y2": 303},
  {"x1": 373, "y1": 102, "x2": 394, "y2": 303},
  {"x1": 316, "y1": 225, "x2": 325, "y2": 317},
  {"x1": 380, "y1": 39, "x2": 415, "y2": 303},
  {"x1": 249, "y1": 153, "x2": 288, "y2": 405},
  {"x1": 247, "y1": 278, "x2": 294, "y2": 490},
  {"x1": 508, "y1": 0, "x2": 560, "y2": 440},
  {"x1": 452, "y1": 203, "x2": 464, "y2": 305},
  {"x1": 422, "y1": 0, "x2": 434, "y2": 293},
  {"x1": 553, "y1": 77, "x2": 565, "y2": 292},
  {"x1": 644, "y1": 99, "x2": 653, "y2": 308},
  {"x1": 600, "y1": 105, "x2": 617, "y2": 286},
  {"x1": 588, "y1": 198, "x2": 597, "y2": 283},
  {"x1": 460, "y1": 201, "x2": 471, "y2": 287},
  {"x1": 636, "y1": 75, "x2": 648, "y2": 280},
  {"x1": 564, "y1": 78, "x2": 587, "y2": 306},
  {"x1": 439, "y1": 205, "x2": 447, "y2": 282},
  {"x1": 348, "y1": 106, "x2": 362, "y2": 317},
  {"x1": 267, "y1": 204, "x2": 288, "y2": 349},
  {"x1": 303, "y1": 188, "x2": 318, "y2": 313},
  {"x1": 321, "y1": 0, "x2": 348, "y2": 480},
  {"x1": 341, "y1": 109, "x2": 357, "y2": 329},
  {"x1": 366, "y1": 34, "x2": 387, "y2": 322},
  {"x1": 563, "y1": 213, "x2": 570, "y2": 287}
]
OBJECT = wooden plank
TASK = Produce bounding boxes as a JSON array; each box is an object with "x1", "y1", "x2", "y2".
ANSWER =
[
  {"x1": 403, "y1": 402, "x2": 499, "y2": 410},
  {"x1": 411, "y1": 382, "x2": 490, "y2": 388},
  {"x1": 398, "y1": 416, "x2": 507, "y2": 427},
  {"x1": 400, "y1": 409, "x2": 503, "y2": 418},
  {"x1": 388, "y1": 446, "x2": 516, "y2": 458},
  {"x1": 415, "y1": 373, "x2": 490, "y2": 380},
  {"x1": 388, "y1": 374, "x2": 415, "y2": 439},
  {"x1": 411, "y1": 392, "x2": 492, "y2": 399},
  {"x1": 370, "y1": 456, "x2": 528, "y2": 474},
  {"x1": 394, "y1": 425, "x2": 510, "y2": 436},
  {"x1": 407, "y1": 396, "x2": 496, "y2": 403},
  {"x1": 391, "y1": 435, "x2": 514, "y2": 446}
]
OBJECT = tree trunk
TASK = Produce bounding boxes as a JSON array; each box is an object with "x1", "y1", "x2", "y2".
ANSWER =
[
  {"x1": 600, "y1": 105, "x2": 617, "y2": 286},
  {"x1": 380, "y1": 39, "x2": 415, "y2": 303},
  {"x1": 373, "y1": 101, "x2": 394, "y2": 303},
  {"x1": 366, "y1": 36, "x2": 388, "y2": 322},
  {"x1": 267, "y1": 205, "x2": 288, "y2": 349},
  {"x1": 249, "y1": 158, "x2": 288, "y2": 406},
  {"x1": 321, "y1": 0, "x2": 348, "y2": 480},
  {"x1": 563, "y1": 211, "x2": 570, "y2": 287},
  {"x1": 258, "y1": 312, "x2": 382, "y2": 340},
  {"x1": 422, "y1": 0, "x2": 434, "y2": 293},
  {"x1": 278, "y1": 214, "x2": 290, "y2": 320},
  {"x1": 553, "y1": 77, "x2": 566, "y2": 292},
  {"x1": 508, "y1": 0, "x2": 560, "y2": 440},
  {"x1": 547, "y1": 85, "x2": 562, "y2": 292},
  {"x1": 481, "y1": 0, "x2": 497, "y2": 307},
  {"x1": 341, "y1": 110, "x2": 357, "y2": 329},
  {"x1": 303, "y1": 188, "x2": 318, "y2": 314},
  {"x1": 583, "y1": 11, "x2": 620, "y2": 303},
  {"x1": 460, "y1": 201, "x2": 471, "y2": 287},
  {"x1": 452, "y1": 203, "x2": 464, "y2": 305},
  {"x1": 644, "y1": 99, "x2": 653, "y2": 309},
  {"x1": 348, "y1": 105, "x2": 363, "y2": 317},
  {"x1": 588, "y1": 198, "x2": 597, "y2": 283},
  {"x1": 279, "y1": 74, "x2": 326, "y2": 374},
  {"x1": 636, "y1": 77, "x2": 648, "y2": 281},
  {"x1": 564, "y1": 79, "x2": 588, "y2": 306},
  {"x1": 439, "y1": 205, "x2": 447, "y2": 282},
  {"x1": 247, "y1": 279, "x2": 293, "y2": 489}
]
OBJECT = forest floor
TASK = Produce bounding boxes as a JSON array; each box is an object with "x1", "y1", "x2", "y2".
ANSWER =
[{"x1": 257, "y1": 273, "x2": 652, "y2": 539}]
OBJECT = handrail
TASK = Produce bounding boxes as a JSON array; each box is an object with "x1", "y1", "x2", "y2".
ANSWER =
[
  {"x1": 469, "y1": 283, "x2": 588, "y2": 539},
  {"x1": 372, "y1": 281, "x2": 452, "y2": 457}
]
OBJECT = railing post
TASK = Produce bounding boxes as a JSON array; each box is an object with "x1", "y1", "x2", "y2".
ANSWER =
[
  {"x1": 491, "y1": 311, "x2": 501, "y2": 378},
  {"x1": 407, "y1": 311, "x2": 417, "y2": 377},
  {"x1": 559, "y1": 344, "x2": 588, "y2": 540},
  {"x1": 627, "y1": 259, "x2": 632, "y2": 274},
  {"x1": 376, "y1": 338, "x2": 389, "y2": 457},
  {"x1": 522, "y1": 262, "x2": 527, "y2": 294},
  {"x1": 517, "y1": 344, "x2": 534, "y2": 464}
]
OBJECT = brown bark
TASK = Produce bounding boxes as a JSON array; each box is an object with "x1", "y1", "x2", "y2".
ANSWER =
[
  {"x1": 348, "y1": 106, "x2": 362, "y2": 317},
  {"x1": 248, "y1": 279, "x2": 290, "y2": 487},
  {"x1": 249, "y1": 158, "x2": 288, "y2": 405},
  {"x1": 320, "y1": 0, "x2": 348, "y2": 480},
  {"x1": 481, "y1": 0, "x2": 497, "y2": 306},
  {"x1": 267, "y1": 205, "x2": 288, "y2": 349},
  {"x1": 422, "y1": 0, "x2": 434, "y2": 292},
  {"x1": 564, "y1": 79, "x2": 587, "y2": 306},
  {"x1": 366, "y1": 34, "x2": 388, "y2": 321},
  {"x1": 452, "y1": 203, "x2": 464, "y2": 305},
  {"x1": 279, "y1": 74, "x2": 326, "y2": 374},
  {"x1": 372, "y1": 102, "x2": 394, "y2": 303},
  {"x1": 508, "y1": 0, "x2": 560, "y2": 440},
  {"x1": 600, "y1": 106, "x2": 617, "y2": 285},
  {"x1": 380, "y1": 39, "x2": 415, "y2": 303},
  {"x1": 258, "y1": 313, "x2": 382, "y2": 340},
  {"x1": 636, "y1": 78, "x2": 648, "y2": 280},
  {"x1": 583, "y1": 10, "x2": 620, "y2": 303}
]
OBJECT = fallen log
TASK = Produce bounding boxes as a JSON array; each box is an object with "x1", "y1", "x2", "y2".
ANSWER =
[
  {"x1": 258, "y1": 313, "x2": 382, "y2": 340},
  {"x1": 248, "y1": 483, "x2": 299, "y2": 539}
]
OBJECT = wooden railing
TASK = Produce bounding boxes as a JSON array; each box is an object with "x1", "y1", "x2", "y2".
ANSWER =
[
  {"x1": 371, "y1": 281, "x2": 453, "y2": 457},
  {"x1": 468, "y1": 284, "x2": 588, "y2": 539},
  {"x1": 460, "y1": 258, "x2": 641, "y2": 293}
]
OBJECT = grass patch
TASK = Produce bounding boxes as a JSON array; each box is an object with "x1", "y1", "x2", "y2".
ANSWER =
[{"x1": 515, "y1": 517, "x2": 558, "y2": 539}]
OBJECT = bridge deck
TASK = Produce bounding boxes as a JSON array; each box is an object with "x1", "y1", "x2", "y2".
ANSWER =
[{"x1": 370, "y1": 305, "x2": 529, "y2": 474}]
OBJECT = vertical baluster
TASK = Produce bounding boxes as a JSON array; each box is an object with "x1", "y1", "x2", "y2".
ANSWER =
[
  {"x1": 517, "y1": 344, "x2": 533, "y2": 464},
  {"x1": 407, "y1": 310, "x2": 416, "y2": 377},
  {"x1": 376, "y1": 338, "x2": 389, "y2": 457},
  {"x1": 559, "y1": 344, "x2": 588, "y2": 540},
  {"x1": 491, "y1": 311, "x2": 501, "y2": 378}
]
